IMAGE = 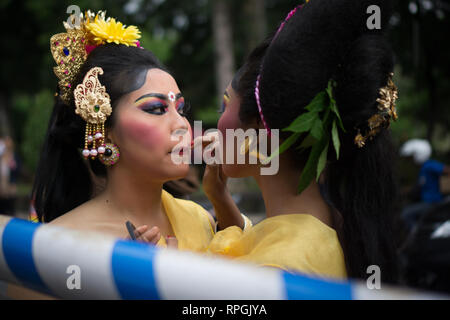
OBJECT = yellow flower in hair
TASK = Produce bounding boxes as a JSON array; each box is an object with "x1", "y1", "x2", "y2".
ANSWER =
[{"x1": 86, "y1": 16, "x2": 141, "y2": 47}]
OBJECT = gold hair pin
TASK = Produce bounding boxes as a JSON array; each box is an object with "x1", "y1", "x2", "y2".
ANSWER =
[{"x1": 354, "y1": 73, "x2": 398, "y2": 148}]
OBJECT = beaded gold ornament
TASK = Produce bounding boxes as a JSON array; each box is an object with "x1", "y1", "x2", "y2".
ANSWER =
[
  {"x1": 50, "y1": 13, "x2": 92, "y2": 105},
  {"x1": 354, "y1": 72, "x2": 399, "y2": 148},
  {"x1": 99, "y1": 143, "x2": 120, "y2": 166},
  {"x1": 49, "y1": 9, "x2": 142, "y2": 167},
  {"x1": 73, "y1": 67, "x2": 112, "y2": 161},
  {"x1": 50, "y1": 10, "x2": 141, "y2": 105}
]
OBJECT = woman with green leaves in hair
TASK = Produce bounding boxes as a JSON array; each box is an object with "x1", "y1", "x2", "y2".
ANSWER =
[{"x1": 204, "y1": 0, "x2": 400, "y2": 283}]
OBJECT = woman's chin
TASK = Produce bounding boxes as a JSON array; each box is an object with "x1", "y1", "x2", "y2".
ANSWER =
[
  {"x1": 222, "y1": 163, "x2": 248, "y2": 178},
  {"x1": 167, "y1": 162, "x2": 190, "y2": 179}
]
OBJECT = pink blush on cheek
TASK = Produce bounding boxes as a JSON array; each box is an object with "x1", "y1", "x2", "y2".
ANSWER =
[
  {"x1": 119, "y1": 116, "x2": 165, "y2": 150},
  {"x1": 218, "y1": 108, "x2": 241, "y2": 134},
  {"x1": 218, "y1": 91, "x2": 243, "y2": 135},
  {"x1": 218, "y1": 106, "x2": 243, "y2": 159}
]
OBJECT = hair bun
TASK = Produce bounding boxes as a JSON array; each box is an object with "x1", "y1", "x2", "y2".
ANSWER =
[{"x1": 334, "y1": 34, "x2": 394, "y2": 130}]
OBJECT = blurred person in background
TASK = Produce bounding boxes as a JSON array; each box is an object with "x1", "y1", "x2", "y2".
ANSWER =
[
  {"x1": 0, "y1": 135, "x2": 19, "y2": 216},
  {"x1": 400, "y1": 139, "x2": 450, "y2": 230}
]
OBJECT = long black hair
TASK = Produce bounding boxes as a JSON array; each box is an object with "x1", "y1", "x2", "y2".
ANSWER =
[
  {"x1": 33, "y1": 44, "x2": 167, "y2": 223},
  {"x1": 237, "y1": 0, "x2": 399, "y2": 282}
]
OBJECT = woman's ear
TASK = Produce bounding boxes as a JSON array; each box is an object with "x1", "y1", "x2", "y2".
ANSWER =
[{"x1": 106, "y1": 128, "x2": 116, "y2": 144}]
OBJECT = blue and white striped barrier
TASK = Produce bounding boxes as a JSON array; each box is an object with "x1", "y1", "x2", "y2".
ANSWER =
[{"x1": 0, "y1": 215, "x2": 446, "y2": 300}]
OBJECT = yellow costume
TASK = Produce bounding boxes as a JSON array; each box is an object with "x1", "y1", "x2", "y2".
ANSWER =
[
  {"x1": 156, "y1": 190, "x2": 215, "y2": 251},
  {"x1": 156, "y1": 190, "x2": 253, "y2": 252},
  {"x1": 29, "y1": 189, "x2": 252, "y2": 254},
  {"x1": 207, "y1": 214, "x2": 347, "y2": 279},
  {"x1": 29, "y1": 189, "x2": 216, "y2": 251}
]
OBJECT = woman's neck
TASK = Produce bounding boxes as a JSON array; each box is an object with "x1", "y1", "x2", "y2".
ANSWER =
[
  {"x1": 98, "y1": 165, "x2": 165, "y2": 226},
  {"x1": 253, "y1": 155, "x2": 333, "y2": 227}
]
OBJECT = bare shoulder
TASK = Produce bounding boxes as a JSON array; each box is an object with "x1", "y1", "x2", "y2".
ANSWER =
[
  {"x1": 49, "y1": 199, "x2": 101, "y2": 230},
  {"x1": 47, "y1": 198, "x2": 126, "y2": 238}
]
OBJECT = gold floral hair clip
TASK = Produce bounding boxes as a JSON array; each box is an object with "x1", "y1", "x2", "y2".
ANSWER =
[
  {"x1": 50, "y1": 10, "x2": 141, "y2": 105},
  {"x1": 354, "y1": 73, "x2": 399, "y2": 148}
]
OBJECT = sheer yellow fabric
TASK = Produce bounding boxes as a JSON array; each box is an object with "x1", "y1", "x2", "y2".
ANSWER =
[
  {"x1": 156, "y1": 190, "x2": 215, "y2": 252},
  {"x1": 207, "y1": 214, "x2": 347, "y2": 279}
]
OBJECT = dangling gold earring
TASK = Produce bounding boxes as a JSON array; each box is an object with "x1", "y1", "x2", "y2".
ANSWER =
[
  {"x1": 74, "y1": 67, "x2": 112, "y2": 162},
  {"x1": 99, "y1": 143, "x2": 120, "y2": 166},
  {"x1": 239, "y1": 135, "x2": 268, "y2": 162},
  {"x1": 240, "y1": 135, "x2": 253, "y2": 155}
]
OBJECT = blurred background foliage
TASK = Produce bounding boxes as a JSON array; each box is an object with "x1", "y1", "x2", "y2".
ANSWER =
[{"x1": 0, "y1": 0, "x2": 449, "y2": 188}]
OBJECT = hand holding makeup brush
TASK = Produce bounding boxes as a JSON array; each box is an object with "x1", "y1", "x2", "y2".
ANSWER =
[
  {"x1": 126, "y1": 224, "x2": 178, "y2": 248},
  {"x1": 195, "y1": 132, "x2": 245, "y2": 231},
  {"x1": 193, "y1": 132, "x2": 227, "y2": 197}
]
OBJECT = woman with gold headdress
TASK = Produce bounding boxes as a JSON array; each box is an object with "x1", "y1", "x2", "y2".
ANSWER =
[
  {"x1": 9, "y1": 10, "x2": 255, "y2": 299},
  {"x1": 31, "y1": 11, "x2": 249, "y2": 248}
]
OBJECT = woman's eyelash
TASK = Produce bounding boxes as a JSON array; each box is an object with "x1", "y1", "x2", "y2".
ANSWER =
[
  {"x1": 140, "y1": 100, "x2": 190, "y2": 116},
  {"x1": 178, "y1": 101, "x2": 191, "y2": 116},
  {"x1": 218, "y1": 101, "x2": 226, "y2": 114},
  {"x1": 141, "y1": 103, "x2": 168, "y2": 115}
]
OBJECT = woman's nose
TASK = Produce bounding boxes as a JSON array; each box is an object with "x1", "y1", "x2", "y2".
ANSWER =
[
  {"x1": 169, "y1": 107, "x2": 189, "y2": 131},
  {"x1": 169, "y1": 111, "x2": 190, "y2": 141}
]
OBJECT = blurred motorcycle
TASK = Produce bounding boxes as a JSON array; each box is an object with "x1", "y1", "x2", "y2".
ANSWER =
[{"x1": 399, "y1": 197, "x2": 450, "y2": 294}]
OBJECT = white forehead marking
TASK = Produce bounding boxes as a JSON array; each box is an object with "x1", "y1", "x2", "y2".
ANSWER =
[{"x1": 168, "y1": 91, "x2": 176, "y2": 102}]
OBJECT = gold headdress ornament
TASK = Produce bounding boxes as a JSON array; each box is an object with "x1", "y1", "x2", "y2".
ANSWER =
[
  {"x1": 354, "y1": 73, "x2": 399, "y2": 148},
  {"x1": 74, "y1": 67, "x2": 112, "y2": 160},
  {"x1": 50, "y1": 10, "x2": 141, "y2": 163},
  {"x1": 50, "y1": 10, "x2": 141, "y2": 105}
]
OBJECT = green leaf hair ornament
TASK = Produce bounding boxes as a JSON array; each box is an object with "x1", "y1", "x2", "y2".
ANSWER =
[
  {"x1": 262, "y1": 73, "x2": 398, "y2": 195},
  {"x1": 262, "y1": 80, "x2": 345, "y2": 195}
]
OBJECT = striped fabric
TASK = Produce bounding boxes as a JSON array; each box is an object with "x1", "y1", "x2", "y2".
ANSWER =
[{"x1": 0, "y1": 215, "x2": 445, "y2": 300}]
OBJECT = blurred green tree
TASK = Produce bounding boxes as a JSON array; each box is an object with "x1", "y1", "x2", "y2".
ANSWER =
[
  {"x1": 390, "y1": 0, "x2": 450, "y2": 155},
  {"x1": 19, "y1": 90, "x2": 53, "y2": 173}
]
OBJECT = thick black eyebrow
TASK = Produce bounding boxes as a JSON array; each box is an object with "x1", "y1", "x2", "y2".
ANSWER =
[{"x1": 135, "y1": 93, "x2": 184, "y2": 103}]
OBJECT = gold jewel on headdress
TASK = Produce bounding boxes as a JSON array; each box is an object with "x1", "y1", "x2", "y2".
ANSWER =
[
  {"x1": 354, "y1": 73, "x2": 399, "y2": 148},
  {"x1": 50, "y1": 13, "x2": 91, "y2": 105},
  {"x1": 50, "y1": 10, "x2": 141, "y2": 105},
  {"x1": 74, "y1": 67, "x2": 112, "y2": 160}
]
